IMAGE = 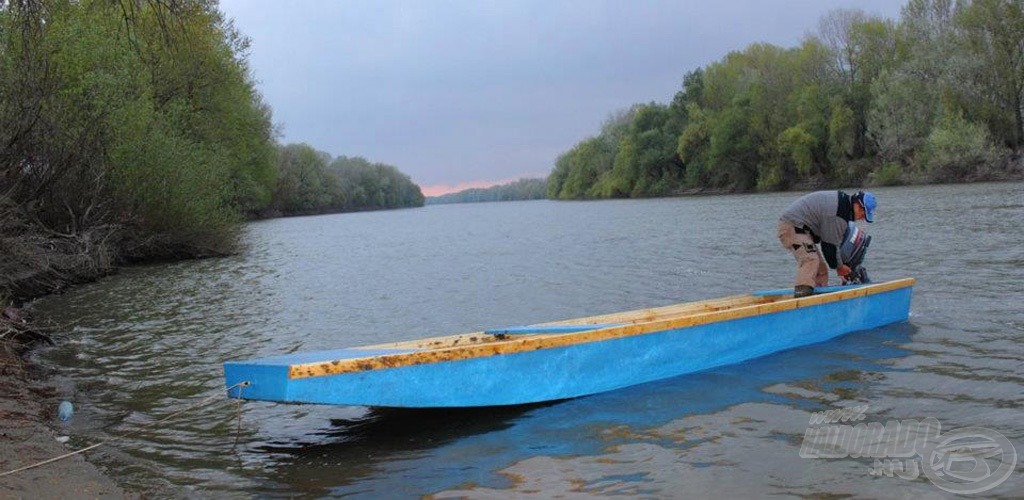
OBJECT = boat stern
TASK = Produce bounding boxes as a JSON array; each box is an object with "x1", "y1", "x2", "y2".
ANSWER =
[{"x1": 224, "y1": 361, "x2": 289, "y2": 400}]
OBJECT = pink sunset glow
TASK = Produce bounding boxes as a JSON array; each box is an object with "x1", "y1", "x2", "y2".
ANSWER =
[{"x1": 421, "y1": 178, "x2": 524, "y2": 197}]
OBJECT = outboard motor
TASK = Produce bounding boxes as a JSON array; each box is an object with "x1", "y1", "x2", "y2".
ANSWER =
[{"x1": 840, "y1": 222, "x2": 871, "y2": 284}]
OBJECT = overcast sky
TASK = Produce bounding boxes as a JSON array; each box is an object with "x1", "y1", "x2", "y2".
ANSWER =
[{"x1": 218, "y1": 0, "x2": 904, "y2": 196}]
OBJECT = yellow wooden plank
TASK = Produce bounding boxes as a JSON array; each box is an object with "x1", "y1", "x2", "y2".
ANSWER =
[
  {"x1": 543, "y1": 294, "x2": 765, "y2": 326},
  {"x1": 289, "y1": 278, "x2": 915, "y2": 380},
  {"x1": 361, "y1": 294, "x2": 762, "y2": 351}
]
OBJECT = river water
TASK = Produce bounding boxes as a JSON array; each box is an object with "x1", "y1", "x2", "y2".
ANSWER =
[{"x1": 29, "y1": 182, "x2": 1023, "y2": 497}]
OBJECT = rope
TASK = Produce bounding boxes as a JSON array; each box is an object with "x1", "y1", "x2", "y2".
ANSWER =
[
  {"x1": 0, "y1": 381, "x2": 251, "y2": 478},
  {"x1": 233, "y1": 381, "x2": 246, "y2": 447}
]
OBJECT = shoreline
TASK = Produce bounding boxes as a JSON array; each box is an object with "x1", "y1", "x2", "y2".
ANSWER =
[{"x1": 0, "y1": 340, "x2": 127, "y2": 497}]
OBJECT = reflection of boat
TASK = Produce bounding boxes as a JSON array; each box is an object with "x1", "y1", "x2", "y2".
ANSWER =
[{"x1": 224, "y1": 278, "x2": 914, "y2": 408}]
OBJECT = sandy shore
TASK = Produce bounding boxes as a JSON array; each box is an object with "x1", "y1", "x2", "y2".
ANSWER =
[{"x1": 0, "y1": 346, "x2": 127, "y2": 498}]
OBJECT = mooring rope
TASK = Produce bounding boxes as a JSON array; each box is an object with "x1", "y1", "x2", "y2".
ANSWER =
[
  {"x1": 233, "y1": 381, "x2": 246, "y2": 447},
  {"x1": 0, "y1": 381, "x2": 251, "y2": 477}
]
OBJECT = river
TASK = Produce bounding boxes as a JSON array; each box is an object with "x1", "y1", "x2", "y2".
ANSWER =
[{"x1": 30, "y1": 182, "x2": 1023, "y2": 497}]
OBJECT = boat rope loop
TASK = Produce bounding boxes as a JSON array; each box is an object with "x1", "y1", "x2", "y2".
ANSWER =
[{"x1": 0, "y1": 381, "x2": 251, "y2": 478}]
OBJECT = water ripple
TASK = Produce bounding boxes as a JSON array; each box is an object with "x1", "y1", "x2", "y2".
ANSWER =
[{"x1": 29, "y1": 182, "x2": 1024, "y2": 497}]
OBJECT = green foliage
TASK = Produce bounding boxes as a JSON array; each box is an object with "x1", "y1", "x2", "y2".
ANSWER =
[
  {"x1": 546, "y1": 1, "x2": 1018, "y2": 197},
  {"x1": 867, "y1": 68, "x2": 935, "y2": 162},
  {"x1": 955, "y1": 0, "x2": 1024, "y2": 149},
  {"x1": 670, "y1": 69, "x2": 704, "y2": 118},
  {"x1": 549, "y1": 101, "x2": 686, "y2": 199},
  {"x1": 872, "y1": 162, "x2": 904, "y2": 185},
  {"x1": 708, "y1": 102, "x2": 759, "y2": 190},
  {"x1": 677, "y1": 104, "x2": 711, "y2": 187},
  {"x1": 612, "y1": 103, "x2": 685, "y2": 197},
  {"x1": 427, "y1": 178, "x2": 547, "y2": 205},
  {"x1": 919, "y1": 113, "x2": 1000, "y2": 181},
  {"x1": 267, "y1": 147, "x2": 424, "y2": 214},
  {"x1": 0, "y1": 0, "x2": 275, "y2": 259},
  {"x1": 328, "y1": 156, "x2": 424, "y2": 211},
  {"x1": 273, "y1": 144, "x2": 334, "y2": 213},
  {"x1": 828, "y1": 100, "x2": 857, "y2": 162},
  {"x1": 1, "y1": 0, "x2": 427, "y2": 271},
  {"x1": 563, "y1": 136, "x2": 614, "y2": 198},
  {"x1": 778, "y1": 126, "x2": 817, "y2": 177},
  {"x1": 547, "y1": 153, "x2": 572, "y2": 199},
  {"x1": 110, "y1": 100, "x2": 236, "y2": 236},
  {"x1": 549, "y1": 110, "x2": 631, "y2": 199}
]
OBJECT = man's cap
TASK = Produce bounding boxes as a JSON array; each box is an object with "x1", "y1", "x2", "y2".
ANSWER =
[{"x1": 857, "y1": 191, "x2": 877, "y2": 223}]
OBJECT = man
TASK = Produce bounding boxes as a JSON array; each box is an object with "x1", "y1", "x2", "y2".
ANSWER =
[{"x1": 778, "y1": 190, "x2": 877, "y2": 297}]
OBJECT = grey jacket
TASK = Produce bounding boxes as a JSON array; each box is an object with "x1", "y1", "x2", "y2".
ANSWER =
[{"x1": 780, "y1": 191, "x2": 854, "y2": 268}]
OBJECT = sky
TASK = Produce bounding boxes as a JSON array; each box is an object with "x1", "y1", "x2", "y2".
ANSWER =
[{"x1": 218, "y1": 0, "x2": 905, "y2": 196}]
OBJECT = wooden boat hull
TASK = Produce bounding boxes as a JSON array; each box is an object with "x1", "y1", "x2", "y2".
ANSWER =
[{"x1": 224, "y1": 278, "x2": 914, "y2": 408}]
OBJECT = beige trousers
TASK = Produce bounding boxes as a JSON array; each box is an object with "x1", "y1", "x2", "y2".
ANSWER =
[{"x1": 777, "y1": 221, "x2": 828, "y2": 287}]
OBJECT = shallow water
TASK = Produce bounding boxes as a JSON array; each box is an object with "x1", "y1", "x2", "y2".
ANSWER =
[{"x1": 30, "y1": 182, "x2": 1023, "y2": 497}]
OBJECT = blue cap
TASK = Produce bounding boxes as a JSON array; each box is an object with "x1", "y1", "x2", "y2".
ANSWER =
[{"x1": 861, "y1": 192, "x2": 877, "y2": 223}]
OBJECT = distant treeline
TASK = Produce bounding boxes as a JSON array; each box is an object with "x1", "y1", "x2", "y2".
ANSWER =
[
  {"x1": 426, "y1": 178, "x2": 546, "y2": 205},
  {"x1": 548, "y1": 0, "x2": 1024, "y2": 199},
  {"x1": 271, "y1": 144, "x2": 423, "y2": 216},
  {"x1": 0, "y1": 1, "x2": 421, "y2": 302}
]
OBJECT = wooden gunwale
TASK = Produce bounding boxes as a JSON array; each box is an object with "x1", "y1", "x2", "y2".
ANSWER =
[
  {"x1": 369, "y1": 294, "x2": 770, "y2": 351},
  {"x1": 287, "y1": 278, "x2": 915, "y2": 380}
]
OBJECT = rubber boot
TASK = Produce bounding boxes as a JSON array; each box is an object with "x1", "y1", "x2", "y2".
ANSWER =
[{"x1": 794, "y1": 285, "x2": 815, "y2": 298}]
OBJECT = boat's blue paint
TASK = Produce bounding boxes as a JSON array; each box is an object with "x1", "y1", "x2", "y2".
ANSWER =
[
  {"x1": 484, "y1": 323, "x2": 625, "y2": 335},
  {"x1": 224, "y1": 348, "x2": 420, "y2": 399},
  {"x1": 309, "y1": 323, "x2": 919, "y2": 497},
  {"x1": 751, "y1": 284, "x2": 865, "y2": 296},
  {"x1": 223, "y1": 284, "x2": 913, "y2": 407}
]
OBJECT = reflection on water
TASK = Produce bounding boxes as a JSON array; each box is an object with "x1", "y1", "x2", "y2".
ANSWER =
[
  {"x1": 29, "y1": 182, "x2": 1024, "y2": 497},
  {"x1": 259, "y1": 405, "x2": 548, "y2": 497}
]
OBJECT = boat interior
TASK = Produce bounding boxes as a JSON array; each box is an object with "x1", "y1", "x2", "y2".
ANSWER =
[{"x1": 367, "y1": 292, "x2": 790, "y2": 352}]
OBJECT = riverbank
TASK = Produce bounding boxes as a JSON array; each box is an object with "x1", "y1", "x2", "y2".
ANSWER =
[
  {"x1": 0, "y1": 224, "x2": 130, "y2": 493},
  {"x1": 0, "y1": 334, "x2": 126, "y2": 497}
]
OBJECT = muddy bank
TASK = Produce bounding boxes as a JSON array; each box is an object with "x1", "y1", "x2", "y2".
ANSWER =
[
  {"x1": 0, "y1": 204, "x2": 207, "y2": 496},
  {"x1": 0, "y1": 220, "x2": 128, "y2": 495},
  {"x1": 0, "y1": 330, "x2": 126, "y2": 498}
]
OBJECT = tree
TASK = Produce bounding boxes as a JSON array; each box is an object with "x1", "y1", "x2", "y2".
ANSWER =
[
  {"x1": 544, "y1": 0, "x2": 1020, "y2": 197},
  {"x1": 273, "y1": 144, "x2": 332, "y2": 213},
  {"x1": 0, "y1": 0, "x2": 277, "y2": 259},
  {"x1": 708, "y1": 101, "x2": 759, "y2": 190},
  {"x1": 548, "y1": 108, "x2": 632, "y2": 199},
  {"x1": 955, "y1": 0, "x2": 1024, "y2": 149},
  {"x1": 546, "y1": 153, "x2": 572, "y2": 199},
  {"x1": 867, "y1": 68, "x2": 935, "y2": 163},
  {"x1": 603, "y1": 103, "x2": 683, "y2": 197},
  {"x1": 427, "y1": 178, "x2": 547, "y2": 204},
  {"x1": 813, "y1": 9, "x2": 897, "y2": 157},
  {"x1": 676, "y1": 103, "x2": 712, "y2": 187},
  {"x1": 327, "y1": 156, "x2": 424, "y2": 210}
]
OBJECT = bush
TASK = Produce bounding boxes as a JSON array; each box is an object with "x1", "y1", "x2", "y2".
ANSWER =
[
  {"x1": 872, "y1": 162, "x2": 904, "y2": 186},
  {"x1": 918, "y1": 114, "x2": 1000, "y2": 182}
]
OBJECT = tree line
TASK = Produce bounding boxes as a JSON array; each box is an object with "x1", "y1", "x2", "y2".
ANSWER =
[
  {"x1": 0, "y1": 0, "x2": 422, "y2": 302},
  {"x1": 548, "y1": 0, "x2": 1024, "y2": 199},
  {"x1": 426, "y1": 178, "x2": 546, "y2": 205},
  {"x1": 271, "y1": 144, "x2": 423, "y2": 216}
]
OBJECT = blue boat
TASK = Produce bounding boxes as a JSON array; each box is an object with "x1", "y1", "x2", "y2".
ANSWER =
[{"x1": 224, "y1": 278, "x2": 914, "y2": 408}]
